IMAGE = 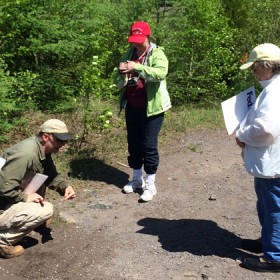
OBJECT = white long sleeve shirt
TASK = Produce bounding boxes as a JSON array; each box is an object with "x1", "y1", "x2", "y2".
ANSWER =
[{"x1": 236, "y1": 74, "x2": 280, "y2": 178}]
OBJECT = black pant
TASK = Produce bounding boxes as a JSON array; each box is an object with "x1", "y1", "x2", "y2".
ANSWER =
[{"x1": 125, "y1": 105, "x2": 164, "y2": 174}]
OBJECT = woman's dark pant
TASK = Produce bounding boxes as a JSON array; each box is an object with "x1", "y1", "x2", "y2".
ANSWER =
[{"x1": 125, "y1": 105, "x2": 164, "y2": 175}]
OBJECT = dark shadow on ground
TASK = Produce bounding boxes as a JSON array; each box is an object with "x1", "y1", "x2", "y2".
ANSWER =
[
  {"x1": 16, "y1": 236, "x2": 38, "y2": 249},
  {"x1": 137, "y1": 218, "x2": 255, "y2": 260},
  {"x1": 33, "y1": 226, "x2": 53, "y2": 244},
  {"x1": 69, "y1": 158, "x2": 129, "y2": 189}
]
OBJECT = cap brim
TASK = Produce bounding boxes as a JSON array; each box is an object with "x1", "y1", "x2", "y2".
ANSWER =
[
  {"x1": 128, "y1": 35, "x2": 146, "y2": 44},
  {"x1": 240, "y1": 61, "x2": 254, "y2": 70},
  {"x1": 53, "y1": 132, "x2": 72, "y2": 141}
]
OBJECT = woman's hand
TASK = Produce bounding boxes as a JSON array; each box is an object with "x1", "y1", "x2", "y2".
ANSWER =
[
  {"x1": 119, "y1": 62, "x2": 127, "y2": 73},
  {"x1": 119, "y1": 61, "x2": 136, "y2": 74},
  {"x1": 236, "y1": 137, "x2": 245, "y2": 148}
]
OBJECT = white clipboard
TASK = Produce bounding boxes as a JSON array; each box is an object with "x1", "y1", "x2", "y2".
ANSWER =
[{"x1": 221, "y1": 87, "x2": 255, "y2": 135}]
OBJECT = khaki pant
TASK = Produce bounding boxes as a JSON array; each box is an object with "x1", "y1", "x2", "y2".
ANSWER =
[{"x1": 0, "y1": 202, "x2": 53, "y2": 246}]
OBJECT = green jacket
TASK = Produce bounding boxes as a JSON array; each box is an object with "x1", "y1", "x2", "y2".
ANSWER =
[
  {"x1": 115, "y1": 43, "x2": 172, "y2": 117},
  {"x1": 0, "y1": 136, "x2": 68, "y2": 213}
]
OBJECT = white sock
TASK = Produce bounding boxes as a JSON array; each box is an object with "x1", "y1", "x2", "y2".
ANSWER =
[
  {"x1": 133, "y1": 169, "x2": 142, "y2": 180},
  {"x1": 145, "y1": 173, "x2": 156, "y2": 185}
]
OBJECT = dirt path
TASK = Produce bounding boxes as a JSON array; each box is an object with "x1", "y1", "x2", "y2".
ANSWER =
[{"x1": 0, "y1": 129, "x2": 279, "y2": 280}]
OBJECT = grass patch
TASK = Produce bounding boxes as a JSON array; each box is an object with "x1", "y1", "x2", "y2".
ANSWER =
[
  {"x1": 163, "y1": 104, "x2": 225, "y2": 133},
  {"x1": 159, "y1": 104, "x2": 225, "y2": 145}
]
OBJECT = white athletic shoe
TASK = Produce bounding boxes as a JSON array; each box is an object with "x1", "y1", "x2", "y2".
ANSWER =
[
  {"x1": 139, "y1": 183, "x2": 157, "y2": 202},
  {"x1": 123, "y1": 178, "x2": 145, "y2": 194}
]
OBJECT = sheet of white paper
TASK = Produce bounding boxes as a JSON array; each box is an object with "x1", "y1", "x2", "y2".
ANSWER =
[
  {"x1": 23, "y1": 173, "x2": 48, "y2": 194},
  {"x1": 221, "y1": 87, "x2": 255, "y2": 135},
  {"x1": 0, "y1": 157, "x2": 6, "y2": 169}
]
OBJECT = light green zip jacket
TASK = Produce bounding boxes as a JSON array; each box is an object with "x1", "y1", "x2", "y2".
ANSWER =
[{"x1": 115, "y1": 43, "x2": 172, "y2": 116}]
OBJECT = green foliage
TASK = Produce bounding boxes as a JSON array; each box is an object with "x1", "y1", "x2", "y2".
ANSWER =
[
  {"x1": 158, "y1": 0, "x2": 236, "y2": 104},
  {"x1": 0, "y1": 0, "x2": 122, "y2": 111},
  {"x1": 0, "y1": 59, "x2": 29, "y2": 142},
  {"x1": 1, "y1": 0, "x2": 280, "y2": 144},
  {"x1": 69, "y1": 54, "x2": 117, "y2": 152},
  {"x1": 222, "y1": 0, "x2": 280, "y2": 45},
  {"x1": 0, "y1": 61, "x2": 13, "y2": 141}
]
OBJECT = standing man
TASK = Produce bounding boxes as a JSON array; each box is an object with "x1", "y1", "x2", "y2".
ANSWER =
[
  {"x1": 236, "y1": 43, "x2": 280, "y2": 272},
  {"x1": 0, "y1": 119, "x2": 76, "y2": 259}
]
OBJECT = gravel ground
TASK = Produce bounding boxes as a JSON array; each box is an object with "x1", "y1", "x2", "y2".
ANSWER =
[{"x1": 0, "y1": 129, "x2": 279, "y2": 280}]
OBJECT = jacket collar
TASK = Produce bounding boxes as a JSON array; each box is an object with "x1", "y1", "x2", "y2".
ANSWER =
[{"x1": 35, "y1": 135, "x2": 46, "y2": 161}]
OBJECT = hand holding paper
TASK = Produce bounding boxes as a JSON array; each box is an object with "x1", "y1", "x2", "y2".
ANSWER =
[
  {"x1": 221, "y1": 87, "x2": 256, "y2": 135},
  {"x1": 26, "y1": 193, "x2": 45, "y2": 206}
]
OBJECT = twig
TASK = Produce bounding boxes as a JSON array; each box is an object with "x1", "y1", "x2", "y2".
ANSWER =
[{"x1": 116, "y1": 161, "x2": 129, "y2": 168}]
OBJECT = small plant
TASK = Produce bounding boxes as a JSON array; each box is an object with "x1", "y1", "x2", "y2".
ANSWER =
[
  {"x1": 187, "y1": 143, "x2": 203, "y2": 154},
  {"x1": 98, "y1": 109, "x2": 113, "y2": 129},
  {"x1": 70, "y1": 55, "x2": 115, "y2": 152}
]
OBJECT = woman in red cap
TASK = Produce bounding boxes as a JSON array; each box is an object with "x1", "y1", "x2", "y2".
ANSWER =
[{"x1": 115, "y1": 21, "x2": 171, "y2": 202}]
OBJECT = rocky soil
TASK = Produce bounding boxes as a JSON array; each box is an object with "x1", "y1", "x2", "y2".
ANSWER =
[{"x1": 0, "y1": 129, "x2": 279, "y2": 280}]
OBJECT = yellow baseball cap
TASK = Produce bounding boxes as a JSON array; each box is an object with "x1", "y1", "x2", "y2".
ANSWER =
[
  {"x1": 39, "y1": 119, "x2": 72, "y2": 141},
  {"x1": 240, "y1": 43, "x2": 280, "y2": 70}
]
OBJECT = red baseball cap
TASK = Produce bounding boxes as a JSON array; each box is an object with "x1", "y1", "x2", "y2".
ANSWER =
[{"x1": 128, "y1": 21, "x2": 151, "y2": 44}]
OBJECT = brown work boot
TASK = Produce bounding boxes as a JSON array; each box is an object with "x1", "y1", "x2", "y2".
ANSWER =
[{"x1": 0, "y1": 245, "x2": 24, "y2": 259}]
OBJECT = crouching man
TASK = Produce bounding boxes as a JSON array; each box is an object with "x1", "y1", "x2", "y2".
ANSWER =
[{"x1": 0, "y1": 119, "x2": 76, "y2": 258}]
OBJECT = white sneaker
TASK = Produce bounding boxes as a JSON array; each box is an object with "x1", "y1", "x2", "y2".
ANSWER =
[
  {"x1": 123, "y1": 178, "x2": 145, "y2": 194},
  {"x1": 140, "y1": 183, "x2": 157, "y2": 202}
]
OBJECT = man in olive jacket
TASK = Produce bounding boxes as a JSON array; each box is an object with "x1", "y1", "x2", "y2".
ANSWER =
[{"x1": 0, "y1": 119, "x2": 76, "y2": 259}]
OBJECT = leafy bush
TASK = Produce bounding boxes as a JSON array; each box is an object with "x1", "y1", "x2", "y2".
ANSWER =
[{"x1": 1, "y1": 0, "x2": 280, "y2": 143}]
